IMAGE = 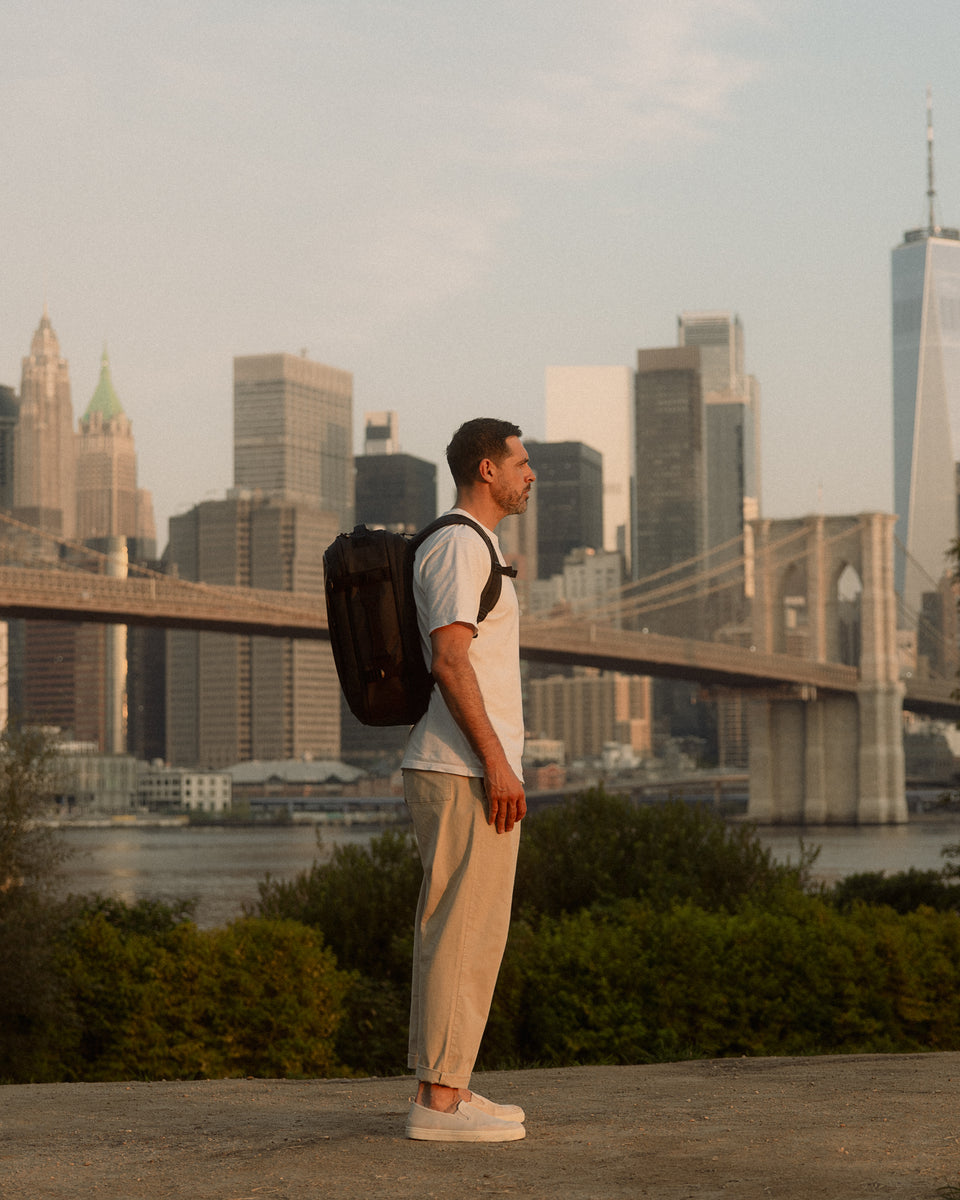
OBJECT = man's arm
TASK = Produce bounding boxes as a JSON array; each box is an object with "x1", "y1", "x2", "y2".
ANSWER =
[{"x1": 429, "y1": 622, "x2": 526, "y2": 834}]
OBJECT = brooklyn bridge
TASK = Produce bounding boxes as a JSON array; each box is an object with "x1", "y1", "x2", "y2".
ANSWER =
[{"x1": 0, "y1": 510, "x2": 957, "y2": 824}]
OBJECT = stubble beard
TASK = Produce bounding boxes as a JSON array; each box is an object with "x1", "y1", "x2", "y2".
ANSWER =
[{"x1": 495, "y1": 485, "x2": 529, "y2": 517}]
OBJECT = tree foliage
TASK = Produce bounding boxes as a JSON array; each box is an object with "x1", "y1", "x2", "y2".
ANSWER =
[
  {"x1": 0, "y1": 723, "x2": 66, "y2": 897},
  {"x1": 0, "y1": 725, "x2": 73, "y2": 1082}
]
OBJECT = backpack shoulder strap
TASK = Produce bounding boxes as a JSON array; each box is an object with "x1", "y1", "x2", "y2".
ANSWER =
[{"x1": 410, "y1": 513, "x2": 518, "y2": 623}]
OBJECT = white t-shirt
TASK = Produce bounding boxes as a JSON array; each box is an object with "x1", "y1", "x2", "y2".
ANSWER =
[{"x1": 401, "y1": 509, "x2": 524, "y2": 780}]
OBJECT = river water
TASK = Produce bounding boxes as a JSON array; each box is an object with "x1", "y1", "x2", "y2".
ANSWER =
[{"x1": 53, "y1": 811, "x2": 960, "y2": 929}]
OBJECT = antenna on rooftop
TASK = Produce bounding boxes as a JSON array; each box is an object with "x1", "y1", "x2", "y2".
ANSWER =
[{"x1": 927, "y1": 85, "x2": 937, "y2": 234}]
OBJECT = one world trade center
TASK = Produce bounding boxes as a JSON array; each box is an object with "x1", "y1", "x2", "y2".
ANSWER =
[{"x1": 892, "y1": 92, "x2": 960, "y2": 616}]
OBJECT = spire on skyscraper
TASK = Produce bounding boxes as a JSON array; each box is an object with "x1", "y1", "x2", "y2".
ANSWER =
[
  {"x1": 926, "y1": 86, "x2": 937, "y2": 234},
  {"x1": 29, "y1": 302, "x2": 61, "y2": 360},
  {"x1": 906, "y1": 88, "x2": 958, "y2": 243},
  {"x1": 84, "y1": 346, "x2": 125, "y2": 421}
]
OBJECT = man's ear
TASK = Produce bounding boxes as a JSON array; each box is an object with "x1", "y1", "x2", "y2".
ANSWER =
[{"x1": 477, "y1": 457, "x2": 496, "y2": 483}]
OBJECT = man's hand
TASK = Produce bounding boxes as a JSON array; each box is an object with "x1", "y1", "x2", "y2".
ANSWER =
[{"x1": 483, "y1": 763, "x2": 527, "y2": 834}]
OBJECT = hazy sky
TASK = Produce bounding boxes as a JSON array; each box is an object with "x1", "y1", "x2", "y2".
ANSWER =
[{"x1": 2, "y1": 0, "x2": 958, "y2": 546}]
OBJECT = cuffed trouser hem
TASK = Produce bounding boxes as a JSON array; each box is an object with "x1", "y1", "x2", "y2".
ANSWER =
[
  {"x1": 404, "y1": 769, "x2": 520, "y2": 1089},
  {"x1": 408, "y1": 1062, "x2": 472, "y2": 1089}
]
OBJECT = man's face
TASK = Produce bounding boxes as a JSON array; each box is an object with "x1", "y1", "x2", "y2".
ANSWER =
[{"x1": 489, "y1": 436, "x2": 535, "y2": 516}]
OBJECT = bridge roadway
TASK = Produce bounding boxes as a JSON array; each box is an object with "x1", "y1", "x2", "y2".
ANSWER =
[{"x1": 0, "y1": 565, "x2": 954, "y2": 717}]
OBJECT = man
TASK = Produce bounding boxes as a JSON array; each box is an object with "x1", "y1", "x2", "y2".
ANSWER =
[{"x1": 402, "y1": 418, "x2": 535, "y2": 1143}]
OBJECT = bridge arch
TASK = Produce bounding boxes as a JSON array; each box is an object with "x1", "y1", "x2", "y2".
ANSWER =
[{"x1": 748, "y1": 513, "x2": 905, "y2": 824}]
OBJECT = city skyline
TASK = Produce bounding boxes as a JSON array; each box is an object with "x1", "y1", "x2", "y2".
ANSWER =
[{"x1": 3, "y1": 3, "x2": 959, "y2": 543}]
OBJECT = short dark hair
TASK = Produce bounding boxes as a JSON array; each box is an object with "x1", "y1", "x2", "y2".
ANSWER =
[{"x1": 446, "y1": 418, "x2": 522, "y2": 487}]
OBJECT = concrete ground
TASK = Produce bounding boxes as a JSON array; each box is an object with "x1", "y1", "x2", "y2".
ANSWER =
[{"x1": 1, "y1": 1053, "x2": 958, "y2": 1200}]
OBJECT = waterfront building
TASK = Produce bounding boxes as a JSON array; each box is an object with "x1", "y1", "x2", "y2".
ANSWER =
[
  {"x1": 53, "y1": 741, "x2": 139, "y2": 816},
  {"x1": 545, "y1": 366, "x2": 633, "y2": 564},
  {"x1": 138, "y1": 763, "x2": 233, "y2": 815},
  {"x1": 529, "y1": 671, "x2": 652, "y2": 764},
  {"x1": 892, "y1": 96, "x2": 960, "y2": 615}
]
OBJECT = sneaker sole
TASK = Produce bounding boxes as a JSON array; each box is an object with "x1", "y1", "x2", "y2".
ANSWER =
[{"x1": 406, "y1": 1124, "x2": 526, "y2": 1143}]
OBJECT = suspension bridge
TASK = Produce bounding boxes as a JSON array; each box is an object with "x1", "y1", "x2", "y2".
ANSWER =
[{"x1": 0, "y1": 510, "x2": 956, "y2": 822}]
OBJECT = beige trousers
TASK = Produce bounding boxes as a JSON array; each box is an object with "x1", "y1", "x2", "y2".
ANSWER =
[{"x1": 403, "y1": 769, "x2": 521, "y2": 1089}]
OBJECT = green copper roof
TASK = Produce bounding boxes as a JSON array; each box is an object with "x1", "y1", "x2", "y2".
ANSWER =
[{"x1": 85, "y1": 347, "x2": 124, "y2": 420}]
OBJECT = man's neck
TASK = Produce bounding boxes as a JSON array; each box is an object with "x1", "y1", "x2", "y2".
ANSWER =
[{"x1": 453, "y1": 489, "x2": 501, "y2": 530}]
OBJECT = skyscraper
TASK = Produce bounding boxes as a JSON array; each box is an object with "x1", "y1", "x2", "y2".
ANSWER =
[
  {"x1": 354, "y1": 412, "x2": 436, "y2": 533},
  {"x1": 10, "y1": 310, "x2": 78, "y2": 739},
  {"x1": 677, "y1": 311, "x2": 761, "y2": 559},
  {"x1": 545, "y1": 366, "x2": 633, "y2": 563},
  {"x1": 233, "y1": 352, "x2": 354, "y2": 525},
  {"x1": 632, "y1": 346, "x2": 706, "y2": 586},
  {"x1": 166, "y1": 496, "x2": 340, "y2": 768},
  {"x1": 529, "y1": 441, "x2": 603, "y2": 580},
  {"x1": 76, "y1": 349, "x2": 156, "y2": 546},
  {"x1": 166, "y1": 350, "x2": 352, "y2": 768},
  {"x1": 15, "y1": 346, "x2": 158, "y2": 753},
  {"x1": 73, "y1": 350, "x2": 157, "y2": 753},
  {"x1": 892, "y1": 95, "x2": 960, "y2": 614},
  {"x1": 14, "y1": 305, "x2": 76, "y2": 536},
  {"x1": 0, "y1": 386, "x2": 18, "y2": 512}
]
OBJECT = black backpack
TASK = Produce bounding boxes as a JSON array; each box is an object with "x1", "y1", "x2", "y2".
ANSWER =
[{"x1": 323, "y1": 514, "x2": 518, "y2": 727}]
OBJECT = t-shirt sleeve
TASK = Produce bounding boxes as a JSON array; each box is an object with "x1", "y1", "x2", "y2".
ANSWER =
[{"x1": 416, "y1": 528, "x2": 491, "y2": 637}]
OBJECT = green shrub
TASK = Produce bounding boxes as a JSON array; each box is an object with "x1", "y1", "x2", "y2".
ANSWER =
[
  {"x1": 830, "y1": 868, "x2": 960, "y2": 913},
  {"x1": 53, "y1": 900, "x2": 350, "y2": 1081},
  {"x1": 0, "y1": 893, "x2": 76, "y2": 1082},
  {"x1": 255, "y1": 828, "x2": 421, "y2": 983},
  {"x1": 513, "y1": 789, "x2": 813, "y2": 919},
  {"x1": 255, "y1": 829, "x2": 422, "y2": 1075},
  {"x1": 480, "y1": 893, "x2": 960, "y2": 1070}
]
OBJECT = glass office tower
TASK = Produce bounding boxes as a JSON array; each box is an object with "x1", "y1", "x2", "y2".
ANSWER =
[
  {"x1": 891, "y1": 227, "x2": 960, "y2": 614},
  {"x1": 677, "y1": 312, "x2": 761, "y2": 559}
]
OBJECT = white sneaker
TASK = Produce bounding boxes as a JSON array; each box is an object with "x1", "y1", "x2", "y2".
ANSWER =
[
  {"x1": 405, "y1": 1100, "x2": 526, "y2": 1142},
  {"x1": 467, "y1": 1092, "x2": 526, "y2": 1123}
]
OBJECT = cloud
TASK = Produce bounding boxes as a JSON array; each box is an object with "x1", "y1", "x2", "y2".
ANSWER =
[
  {"x1": 469, "y1": 0, "x2": 767, "y2": 176},
  {"x1": 330, "y1": 0, "x2": 767, "y2": 323}
]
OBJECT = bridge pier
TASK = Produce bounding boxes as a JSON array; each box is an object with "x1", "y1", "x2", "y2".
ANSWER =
[
  {"x1": 747, "y1": 513, "x2": 907, "y2": 825},
  {"x1": 747, "y1": 685, "x2": 906, "y2": 824}
]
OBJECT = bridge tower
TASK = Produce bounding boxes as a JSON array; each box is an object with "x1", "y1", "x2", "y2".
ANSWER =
[{"x1": 748, "y1": 513, "x2": 907, "y2": 824}]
